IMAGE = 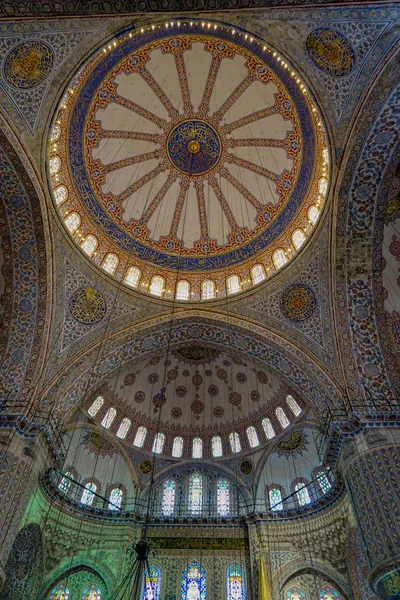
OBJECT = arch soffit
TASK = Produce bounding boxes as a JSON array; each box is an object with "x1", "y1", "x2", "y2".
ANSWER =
[
  {"x1": 45, "y1": 312, "x2": 343, "y2": 417},
  {"x1": 333, "y1": 57, "x2": 400, "y2": 401},
  {"x1": 277, "y1": 562, "x2": 350, "y2": 599}
]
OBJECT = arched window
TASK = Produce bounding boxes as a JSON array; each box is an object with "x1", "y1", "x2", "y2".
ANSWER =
[
  {"x1": 286, "y1": 588, "x2": 306, "y2": 600},
  {"x1": 272, "y1": 249, "x2": 287, "y2": 270},
  {"x1": 65, "y1": 212, "x2": 80, "y2": 233},
  {"x1": 133, "y1": 426, "x2": 147, "y2": 448},
  {"x1": 319, "y1": 587, "x2": 340, "y2": 600},
  {"x1": 176, "y1": 280, "x2": 190, "y2": 301},
  {"x1": 59, "y1": 472, "x2": 72, "y2": 494},
  {"x1": 269, "y1": 488, "x2": 283, "y2": 511},
  {"x1": 276, "y1": 407, "x2": 290, "y2": 429},
  {"x1": 81, "y1": 482, "x2": 97, "y2": 506},
  {"x1": 188, "y1": 474, "x2": 203, "y2": 515},
  {"x1": 101, "y1": 407, "x2": 116, "y2": 429},
  {"x1": 292, "y1": 229, "x2": 306, "y2": 250},
  {"x1": 172, "y1": 436, "x2": 184, "y2": 458},
  {"x1": 125, "y1": 266, "x2": 141, "y2": 288},
  {"x1": 229, "y1": 432, "x2": 241, "y2": 453},
  {"x1": 54, "y1": 185, "x2": 68, "y2": 206},
  {"x1": 262, "y1": 418, "x2": 275, "y2": 440},
  {"x1": 81, "y1": 585, "x2": 101, "y2": 600},
  {"x1": 202, "y1": 279, "x2": 215, "y2": 300},
  {"x1": 227, "y1": 275, "x2": 241, "y2": 295},
  {"x1": 316, "y1": 471, "x2": 332, "y2": 494},
  {"x1": 108, "y1": 488, "x2": 123, "y2": 510},
  {"x1": 116, "y1": 418, "x2": 131, "y2": 439},
  {"x1": 149, "y1": 275, "x2": 164, "y2": 297},
  {"x1": 226, "y1": 563, "x2": 246, "y2": 600},
  {"x1": 51, "y1": 124, "x2": 61, "y2": 142},
  {"x1": 152, "y1": 432, "x2": 165, "y2": 454},
  {"x1": 192, "y1": 437, "x2": 203, "y2": 459},
  {"x1": 308, "y1": 205, "x2": 320, "y2": 224},
  {"x1": 81, "y1": 235, "x2": 98, "y2": 257},
  {"x1": 217, "y1": 479, "x2": 230, "y2": 517},
  {"x1": 246, "y1": 426, "x2": 259, "y2": 448},
  {"x1": 162, "y1": 480, "x2": 176, "y2": 516},
  {"x1": 49, "y1": 155, "x2": 61, "y2": 174},
  {"x1": 251, "y1": 264, "x2": 266, "y2": 285},
  {"x1": 212, "y1": 436, "x2": 223, "y2": 457},
  {"x1": 88, "y1": 395, "x2": 104, "y2": 417},
  {"x1": 295, "y1": 482, "x2": 311, "y2": 506},
  {"x1": 319, "y1": 177, "x2": 328, "y2": 196},
  {"x1": 49, "y1": 584, "x2": 70, "y2": 600},
  {"x1": 286, "y1": 395, "x2": 301, "y2": 416},
  {"x1": 141, "y1": 565, "x2": 162, "y2": 600},
  {"x1": 181, "y1": 562, "x2": 206, "y2": 600},
  {"x1": 102, "y1": 253, "x2": 118, "y2": 275}
]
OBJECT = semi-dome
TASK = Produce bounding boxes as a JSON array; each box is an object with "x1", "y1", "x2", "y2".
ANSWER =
[{"x1": 48, "y1": 19, "x2": 329, "y2": 301}]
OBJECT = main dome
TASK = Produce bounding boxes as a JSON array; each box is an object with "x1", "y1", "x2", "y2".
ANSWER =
[{"x1": 48, "y1": 20, "x2": 329, "y2": 301}]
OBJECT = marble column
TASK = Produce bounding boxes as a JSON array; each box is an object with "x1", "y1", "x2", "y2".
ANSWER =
[
  {"x1": 339, "y1": 428, "x2": 400, "y2": 600},
  {"x1": 0, "y1": 430, "x2": 52, "y2": 589}
]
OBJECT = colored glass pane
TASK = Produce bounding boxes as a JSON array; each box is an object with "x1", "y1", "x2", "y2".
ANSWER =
[
  {"x1": 202, "y1": 280, "x2": 215, "y2": 300},
  {"x1": 286, "y1": 395, "x2": 301, "y2": 416},
  {"x1": 81, "y1": 585, "x2": 101, "y2": 600},
  {"x1": 246, "y1": 426, "x2": 259, "y2": 448},
  {"x1": 141, "y1": 566, "x2": 161, "y2": 600},
  {"x1": 192, "y1": 437, "x2": 203, "y2": 459},
  {"x1": 295, "y1": 483, "x2": 311, "y2": 506},
  {"x1": 316, "y1": 471, "x2": 332, "y2": 494},
  {"x1": 226, "y1": 564, "x2": 246, "y2": 600},
  {"x1": 116, "y1": 418, "x2": 131, "y2": 439},
  {"x1": 276, "y1": 407, "x2": 290, "y2": 428},
  {"x1": 101, "y1": 407, "x2": 116, "y2": 429},
  {"x1": 217, "y1": 479, "x2": 230, "y2": 516},
  {"x1": 81, "y1": 482, "x2": 97, "y2": 506},
  {"x1": 108, "y1": 488, "x2": 123, "y2": 510},
  {"x1": 286, "y1": 588, "x2": 306, "y2": 600},
  {"x1": 319, "y1": 587, "x2": 340, "y2": 600},
  {"x1": 59, "y1": 472, "x2": 72, "y2": 494},
  {"x1": 269, "y1": 488, "x2": 283, "y2": 511},
  {"x1": 150, "y1": 276, "x2": 164, "y2": 297},
  {"x1": 125, "y1": 266, "x2": 141, "y2": 288},
  {"x1": 102, "y1": 253, "x2": 118, "y2": 275},
  {"x1": 152, "y1": 432, "x2": 165, "y2": 454},
  {"x1": 133, "y1": 426, "x2": 147, "y2": 448},
  {"x1": 176, "y1": 280, "x2": 190, "y2": 300},
  {"x1": 172, "y1": 436, "x2": 184, "y2": 458},
  {"x1": 188, "y1": 474, "x2": 203, "y2": 515},
  {"x1": 229, "y1": 432, "x2": 241, "y2": 453},
  {"x1": 262, "y1": 418, "x2": 275, "y2": 439},
  {"x1": 49, "y1": 584, "x2": 70, "y2": 600},
  {"x1": 162, "y1": 480, "x2": 176, "y2": 516},
  {"x1": 227, "y1": 275, "x2": 241, "y2": 295},
  {"x1": 212, "y1": 436, "x2": 223, "y2": 457},
  {"x1": 88, "y1": 396, "x2": 104, "y2": 417},
  {"x1": 181, "y1": 562, "x2": 206, "y2": 600},
  {"x1": 251, "y1": 264, "x2": 266, "y2": 285},
  {"x1": 82, "y1": 235, "x2": 97, "y2": 256}
]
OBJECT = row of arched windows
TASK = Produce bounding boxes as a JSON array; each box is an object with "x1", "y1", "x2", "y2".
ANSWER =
[
  {"x1": 286, "y1": 586, "x2": 341, "y2": 600},
  {"x1": 267, "y1": 472, "x2": 332, "y2": 512},
  {"x1": 87, "y1": 395, "x2": 302, "y2": 457},
  {"x1": 59, "y1": 474, "x2": 123, "y2": 510},
  {"x1": 161, "y1": 476, "x2": 231, "y2": 517},
  {"x1": 50, "y1": 584, "x2": 101, "y2": 600}
]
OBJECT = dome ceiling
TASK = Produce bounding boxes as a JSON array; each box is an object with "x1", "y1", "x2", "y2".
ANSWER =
[{"x1": 49, "y1": 19, "x2": 329, "y2": 301}]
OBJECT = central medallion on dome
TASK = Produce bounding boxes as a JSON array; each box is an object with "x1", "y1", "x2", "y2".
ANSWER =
[{"x1": 167, "y1": 119, "x2": 221, "y2": 175}]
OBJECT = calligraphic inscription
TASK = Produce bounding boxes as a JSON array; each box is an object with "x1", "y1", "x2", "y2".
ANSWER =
[{"x1": 167, "y1": 119, "x2": 221, "y2": 175}]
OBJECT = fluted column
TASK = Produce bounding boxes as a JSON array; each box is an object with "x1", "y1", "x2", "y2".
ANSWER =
[
  {"x1": 0, "y1": 430, "x2": 52, "y2": 588},
  {"x1": 339, "y1": 428, "x2": 400, "y2": 600}
]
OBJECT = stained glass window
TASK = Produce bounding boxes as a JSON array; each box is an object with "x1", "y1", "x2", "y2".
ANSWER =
[
  {"x1": 54, "y1": 185, "x2": 68, "y2": 206},
  {"x1": 319, "y1": 177, "x2": 328, "y2": 196},
  {"x1": 88, "y1": 396, "x2": 104, "y2": 417},
  {"x1": 81, "y1": 482, "x2": 97, "y2": 506},
  {"x1": 262, "y1": 418, "x2": 275, "y2": 439},
  {"x1": 181, "y1": 561, "x2": 206, "y2": 600},
  {"x1": 102, "y1": 253, "x2": 118, "y2": 275},
  {"x1": 125, "y1": 266, "x2": 141, "y2": 288},
  {"x1": 141, "y1": 565, "x2": 162, "y2": 600},
  {"x1": 81, "y1": 235, "x2": 98, "y2": 257},
  {"x1": 81, "y1": 585, "x2": 101, "y2": 600},
  {"x1": 226, "y1": 564, "x2": 246, "y2": 600},
  {"x1": 292, "y1": 229, "x2": 306, "y2": 250},
  {"x1": 295, "y1": 482, "x2": 311, "y2": 506},
  {"x1": 101, "y1": 407, "x2": 116, "y2": 429},
  {"x1": 251, "y1": 264, "x2": 266, "y2": 285},
  {"x1": 229, "y1": 432, "x2": 241, "y2": 453},
  {"x1": 59, "y1": 472, "x2": 72, "y2": 494},
  {"x1": 202, "y1": 279, "x2": 215, "y2": 300},
  {"x1": 246, "y1": 426, "x2": 259, "y2": 448},
  {"x1": 49, "y1": 155, "x2": 61, "y2": 174},
  {"x1": 212, "y1": 436, "x2": 223, "y2": 457},
  {"x1": 162, "y1": 480, "x2": 176, "y2": 516},
  {"x1": 269, "y1": 488, "x2": 283, "y2": 511},
  {"x1": 319, "y1": 587, "x2": 340, "y2": 600},
  {"x1": 172, "y1": 436, "x2": 184, "y2": 458},
  {"x1": 308, "y1": 206, "x2": 319, "y2": 224},
  {"x1": 51, "y1": 124, "x2": 61, "y2": 142},
  {"x1": 272, "y1": 249, "x2": 287, "y2": 269},
  {"x1": 192, "y1": 437, "x2": 203, "y2": 459},
  {"x1": 152, "y1": 432, "x2": 165, "y2": 454},
  {"x1": 116, "y1": 418, "x2": 131, "y2": 439},
  {"x1": 108, "y1": 488, "x2": 123, "y2": 510},
  {"x1": 276, "y1": 407, "x2": 290, "y2": 429},
  {"x1": 65, "y1": 212, "x2": 80, "y2": 233},
  {"x1": 149, "y1": 276, "x2": 164, "y2": 297},
  {"x1": 286, "y1": 588, "x2": 306, "y2": 600},
  {"x1": 217, "y1": 479, "x2": 230, "y2": 516},
  {"x1": 227, "y1": 275, "x2": 241, "y2": 295},
  {"x1": 188, "y1": 474, "x2": 203, "y2": 515},
  {"x1": 176, "y1": 280, "x2": 190, "y2": 301},
  {"x1": 133, "y1": 426, "x2": 147, "y2": 448},
  {"x1": 286, "y1": 395, "x2": 301, "y2": 416},
  {"x1": 316, "y1": 471, "x2": 332, "y2": 494},
  {"x1": 49, "y1": 584, "x2": 70, "y2": 600}
]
